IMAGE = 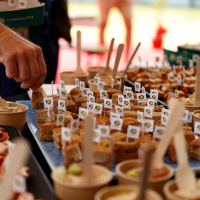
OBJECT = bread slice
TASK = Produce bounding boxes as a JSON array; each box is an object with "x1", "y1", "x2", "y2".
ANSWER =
[
  {"x1": 96, "y1": 115, "x2": 110, "y2": 125},
  {"x1": 121, "y1": 118, "x2": 141, "y2": 133},
  {"x1": 36, "y1": 108, "x2": 55, "y2": 128},
  {"x1": 53, "y1": 98, "x2": 75, "y2": 114},
  {"x1": 54, "y1": 111, "x2": 74, "y2": 127},
  {"x1": 107, "y1": 88, "x2": 122, "y2": 99},
  {"x1": 31, "y1": 87, "x2": 47, "y2": 110},
  {"x1": 53, "y1": 127, "x2": 62, "y2": 149},
  {"x1": 62, "y1": 134, "x2": 82, "y2": 151},
  {"x1": 93, "y1": 146, "x2": 112, "y2": 169},
  {"x1": 190, "y1": 138, "x2": 200, "y2": 161},
  {"x1": 138, "y1": 140, "x2": 157, "y2": 159}
]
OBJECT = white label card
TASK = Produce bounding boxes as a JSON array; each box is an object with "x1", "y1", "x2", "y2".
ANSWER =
[
  {"x1": 111, "y1": 118, "x2": 124, "y2": 131},
  {"x1": 182, "y1": 110, "x2": 189, "y2": 122},
  {"x1": 135, "y1": 82, "x2": 141, "y2": 92},
  {"x1": 188, "y1": 112, "x2": 192, "y2": 123},
  {"x1": 61, "y1": 127, "x2": 71, "y2": 142},
  {"x1": 93, "y1": 129, "x2": 101, "y2": 143},
  {"x1": 118, "y1": 95, "x2": 124, "y2": 106},
  {"x1": 142, "y1": 86, "x2": 145, "y2": 93},
  {"x1": 147, "y1": 99, "x2": 154, "y2": 107},
  {"x1": 162, "y1": 108, "x2": 170, "y2": 118},
  {"x1": 58, "y1": 99, "x2": 66, "y2": 110},
  {"x1": 100, "y1": 90, "x2": 107, "y2": 99},
  {"x1": 127, "y1": 125, "x2": 140, "y2": 139},
  {"x1": 57, "y1": 113, "x2": 64, "y2": 126},
  {"x1": 137, "y1": 93, "x2": 146, "y2": 103},
  {"x1": 123, "y1": 86, "x2": 132, "y2": 94},
  {"x1": 144, "y1": 106, "x2": 153, "y2": 118},
  {"x1": 59, "y1": 89, "x2": 67, "y2": 99},
  {"x1": 60, "y1": 80, "x2": 65, "y2": 89},
  {"x1": 79, "y1": 108, "x2": 88, "y2": 119},
  {"x1": 75, "y1": 78, "x2": 79, "y2": 87},
  {"x1": 98, "y1": 125, "x2": 110, "y2": 138},
  {"x1": 194, "y1": 121, "x2": 200, "y2": 134},
  {"x1": 87, "y1": 91, "x2": 93, "y2": 99},
  {"x1": 123, "y1": 98, "x2": 130, "y2": 109},
  {"x1": 12, "y1": 175, "x2": 26, "y2": 193},
  {"x1": 125, "y1": 91, "x2": 134, "y2": 100},
  {"x1": 44, "y1": 97, "x2": 54, "y2": 108},
  {"x1": 71, "y1": 119, "x2": 79, "y2": 132},
  {"x1": 93, "y1": 103, "x2": 103, "y2": 114},
  {"x1": 94, "y1": 76, "x2": 101, "y2": 86},
  {"x1": 177, "y1": 74, "x2": 181, "y2": 85},
  {"x1": 161, "y1": 113, "x2": 169, "y2": 126},
  {"x1": 9, "y1": 0, "x2": 16, "y2": 6},
  {"x1": 189, "y1": 59, "x2": 193, "y2": 68},
  {"x1": 19, "y1": 0, "x2": 27, "y2": 8},
  {"x1": 110, "y1": 112, "x2": 121, "y2": 122},
  {"x1": 150, "y1": 89, "x2": 158, "y2": 102},
  {"x1": 82, "y1": 88, "x2": 89, "y2": 97},
  {"x1": 137, "y1": 111, "x2": 143, "y2": 123},
  {"x1": 80, "y1": 81, "x2": 85, "y2": 90},
  {"x1": 115, "y1": 105, "x2": 124, "y2": 116},
  {"x1": 56, "y1": 86, "x2": 59, "y2": 97},
  {"x1": 176, "y1": 56, "x2": 182, "y2": 64},
  {"x1": 143, "y1": 119, "x2": 154, "y2": 132},
  {"x1": 173, "y1": 64, "x2": 176, "y2": 73},
  {"x1": 89, "y1": 96, "x2": 95, "y2": 103},
  {"x1": 104, "y1": 98, "x2": 112, "y2": 109},
  {"x1": 87, "y1": 102, "x2": 94, "y2": 111},
  {"x1": 98, "y1": 81, "x2": 104, "y2": 90},
  {"x1": 154, "y1": 126, "x2": 165, "y2": 139},
  {"x1": 193, "y1": 54, "x2": 199, "y2": 62}
]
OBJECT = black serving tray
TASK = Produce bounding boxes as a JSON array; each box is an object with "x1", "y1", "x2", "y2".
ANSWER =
[
  {"x1": 0, "y1": 125, "x2": 58, "y2": 200},
  {"x1": 125, "y1": 79, "x2": 168, "y2": 108}
]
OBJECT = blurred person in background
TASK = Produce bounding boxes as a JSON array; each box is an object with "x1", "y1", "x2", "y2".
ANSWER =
[
  {"x1": 0, "y1": 0, "x2": 71, "y2": 98},
  {"x1": 98, "y1": 0, "x2": 135, "y2": 61}
]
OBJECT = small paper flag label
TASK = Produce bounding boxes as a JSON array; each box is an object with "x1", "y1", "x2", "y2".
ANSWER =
[
  {"x1": 162, "y1": 108, "x2": 170, "y2": 118},
  {"x1": 127, "y1": 125, "x2": 140, "y2": 139},
  {"x1": 176, "y1": 55, "x2": 182, "y2": 64},
  {"x1": 98, "y1": 81, "x2": 104, "y2": 90},
  {"x1": 61, "y1": 127, "x2": 71, "y2": 142},
  {"x1": 98, "y1": 125, "x2": 110, "y2": 138},
  {"x1": 137, "y1": 111, "x2": 143, "y2": 123},
  {"x1": 123, "y1": 86, "x2": 132, "y2": 94},
  {"x1": 56, "y1": 86, "x2": 59, "y2": 97},
  {"x1": 44, "y1": 97, "x2": 54, "y2": 108},
  {"x1": 177, "y1": 74, "x2": 181, "y2": 85},
  {"x1": 118, "y1": 94, "x2": 124, "y2": 106},
  {"x1": 161, "y1": 113, "x2": 169, "y2": 126},
  {"x1": 154, "y1": 126, "x2": 165, "y2": 139},
  {"x1": 94, "y1": 76, "x2": 101, "y2": 86},
  {"x1": 12, "y1": 175, "x2": 26, "y2": 193},
  {"x1": 150, "y1": 89, "x2": 158, "y2": 102},
  {"x1": 58, "y1": 99, "x2": 66, "y2": 110},
  {"x1": 71, "y1": 119, "x2": 79, "y2": 132},
  {"x1": 79, "y1": 108, "x2": 88, "y2": 119},
  {"x1": 137, "y1": 93, "x2": 146, "y2": 103},
  {"x1": 144, "y1": 106, "x2": 153, "y2": 118},
  {"x1": 19, "y1": 0, "x2": 27, "y2": 8},
  {"x1": 104, "y1": 98, "x2": 112, "y2": 109},
  {"x1": 193, "y1": 54, "x2": 199, "y2": 62},
  {"x1": 100, "y1": 90, "x2": 107, "y2": 99},
  {"x1": 93, "y1": 129, "x2": 101, "y2": 143},
  {"x1": 93, "y1": 103, "x2": 103, "y2": 114},
  {"x1": 87, "y1": 91, "x2": 93, "y2": 99},
  {"x1": 57, "y1": 113, "x2": 64, "y2": 126},
  {"x1": 142, "y1": 86, "x2": 145, "y2": 93},
  {"x1": 148, "y1": 99, "x2": 154, "y2": 107},
  {"x1": 87, "y1": 102, "x2": 94, "y2": 111},
  {"x1": 123, "y1": 98, "x2": 130, "y2": 109},
  {"x1": 89, "y1": 96, "x2": 95, "y2": 103},
  {"x1": 82, "y1": 88, "x2": 89, "y2": 97},
  {"x1": 182, "y1": 110, "x2": 189, "y2": 122},
  {"x1": 115, "y1": 105, "x2": 124, "y2": 116},
  {"x1": 59, "y1": 89, "x2": 67, "y2": 98},
  {"x1": 80, "y1": 81, "x2": 85, "y2": 90},
  {"x1": 194, "y1": 121, "x2": 200, "y2": 135},
  {"x1": 189, "y1": 59, "x2": 193, "y2": 68},
  {"x1": 125, "y1": 91, "x2": 134, "y2": 100},
  {"x1": 135, "y1": 82, "x2": 141, "y2": 92},
  {"x1": 111, "y1": 118, "x2": 124, "y2": 131},
  {"x1": 9, "y1": 0, "x2": 16, "y2": 6},
  {"x1": 143, "y1": 119, "x2": 154, "y2": 132},
  {"x1": 75, "y1": 78, "x2": 79, "y2": 87},
  {"x1": 188, "y1": 112, "x2": 192, "y2": 123},
  {"x1": 60, "y1": 80, "x2": 65, "y2": 89}
]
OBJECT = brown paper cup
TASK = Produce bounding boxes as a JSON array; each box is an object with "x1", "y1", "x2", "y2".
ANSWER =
[
  {"x1": 94, "y1": 185, "x2": 163, "y2": 200},
  {"x1": 185, "y1": 105, "x2": 200, "y2": 127},
  {"x1": 88, "y1": 79, "x2": 120, "y2": 91},
  {"x1": 60, "y1": 72, "x2": 89, "y2": 85},
  {"x1": 51, "y1": 164, "x2": 113, "y2": 200},
  {"x1": 116, "y1": 159, "x2": 174, "y2": 197},
  {"x1": 192, "y1": 109, "x2": 200, "y2": 128},
  {"x1": 163, "y1": 180, "x2": 185, "y2": 200},
  {"x1": 0, "y1": 102, "x2": 28, "y2": 133},
  {"x1": 88, "y1": 66, "x2": 112, "y2": 80}
]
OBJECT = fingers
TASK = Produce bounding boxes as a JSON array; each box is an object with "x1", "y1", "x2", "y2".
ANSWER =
[
  {"x1": 30, "y1": 46, "x2": 47, "y2": 91},
  {"x1": 4, "y1": 55, "x2": 18, "y2": 79}
]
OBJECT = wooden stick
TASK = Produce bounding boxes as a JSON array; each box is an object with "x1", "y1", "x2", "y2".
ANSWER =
[
  {"x1": 83, "y1": 116, "x2": 94, "y2": 184},
  {"x1": 0, "y1": 139, "x2": 30, "y2": 200},
  {"x1": 194, "y1": 57, "x2": 200, "y2": 106},
  {"x1": 122, "y1": 42, "x2": 141, "y2": 76}
]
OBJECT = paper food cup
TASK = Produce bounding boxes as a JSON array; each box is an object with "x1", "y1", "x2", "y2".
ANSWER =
[
  {"x1": 192, "y1": 109, "x2": 200, "y2": 128},
  {"x1": 0, "y1": 102, "x2": 28, "y2": 133},
  {"x1": 51, "y1": 164, "x2": 113, "y2": 200},
  {"x1": 88, "y1": 79, "x2": 120, "y2": 91},
  {"x1": 185, "y1": 105, "x2": 200, "y2": 127},
  {"x1": 116, "y1": 159, "x2": 174, "y2": 197},
  {"x1": 88, "y1": 66, "x2": 112, "y2": 80},
  {"x1": 163, "y1": 180, "x2": 185, "y2": 200},
  {"x1": 60, "y1": 72, "x2": 89, "y2": 85},
  {"x1": 94, "y1": 185, "x2": 163, "y2": 200}
]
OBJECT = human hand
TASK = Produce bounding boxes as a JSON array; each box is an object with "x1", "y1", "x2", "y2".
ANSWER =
[{"x1": 0, "y1": 25, "x2": 47, "y2": 90}]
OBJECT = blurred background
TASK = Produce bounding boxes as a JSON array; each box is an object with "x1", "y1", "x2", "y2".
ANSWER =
[{"x1": 55, "y1": 0, "x2": 200, "y2": 83}]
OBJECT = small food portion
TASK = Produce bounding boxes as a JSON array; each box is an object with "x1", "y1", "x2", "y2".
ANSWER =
[
  {"x1": 104, "y1": 191, "x2": 138, "y2": 200},
  {"x1": 54, "y1": 164, "x2": 108, "y2": 186},
  {"x1": 181, "y1": 97, "x2": 195, "y2": 106},
  {"x1": 0, "y1": 106, "x2": 22, "y2": 113},
  {"x1": 31, "y1": 87, "x2": 47, "y2": 110},
  {"x1": 190, "y1": 138, "x2": 200, "y2": 161}
]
